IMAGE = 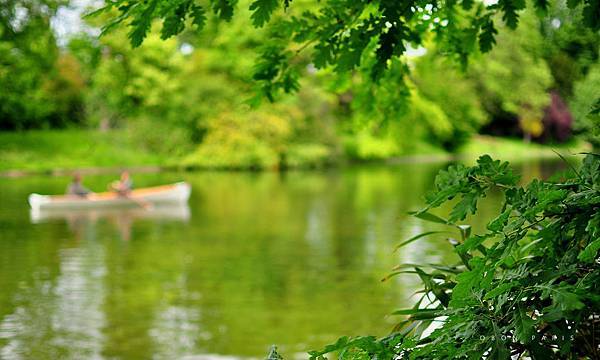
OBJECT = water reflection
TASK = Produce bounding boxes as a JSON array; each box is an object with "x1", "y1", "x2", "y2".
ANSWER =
[
  {"x1": 0, "y1": 240, "x2": 106, "y2": 359},
  {"x1": 0, "y1": 159, "x2": 567, "y2": 359},
  {"x1": 30, "y1": 204, "x2": 191, "y2": 241}
]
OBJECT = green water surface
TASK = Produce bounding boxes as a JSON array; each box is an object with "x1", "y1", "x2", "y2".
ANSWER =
[{"x1": 0, "y1": 159, "x2": 563, "y2": 359}]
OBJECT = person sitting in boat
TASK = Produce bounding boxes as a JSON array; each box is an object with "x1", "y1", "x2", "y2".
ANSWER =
[
  {"x1": 110, "y1": 171, "x2": 133, "y2": 196},
  {"x1": 66, "y1": 173, "x2": 91, "y2": 197}
]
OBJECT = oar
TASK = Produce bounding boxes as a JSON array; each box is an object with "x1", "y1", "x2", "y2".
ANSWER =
[
  {"x1": 128, "y1": 194, "x2": 153, "y2": 210},
  {"x1": 109, "y1": 181, "x2": 153, "y2": 210}
]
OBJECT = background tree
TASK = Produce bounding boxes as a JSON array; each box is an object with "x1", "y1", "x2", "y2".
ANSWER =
[
  {"x1": 469, "y1": 9, "x2": 553, "y2": 141},
  {"x1": 412, "y1": 50, "x2": 488, "y2": 150},
  {"x1": 0, "y1": 0, "x2": 85, "y2": 130},
  {"x1": 540, "y1": 0, "x2": 600, "y2": 98},
  {"x1": 571, "y1": 64, "x2": 600, "y2": 148}
]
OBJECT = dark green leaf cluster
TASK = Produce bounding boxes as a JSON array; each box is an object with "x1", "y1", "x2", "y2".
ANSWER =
[
  {"x1": 93, "y1": 0, "x2": 600, "y2": 99},
  {"x1": 310, "y1": 153, "x2": 600, "y2": 359}
]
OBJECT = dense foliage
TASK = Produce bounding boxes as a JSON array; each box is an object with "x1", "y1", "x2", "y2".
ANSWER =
[
  {"x1": 469, "y1": 9, "x2": 552, "y2": 139},
  {"x1": 96, "y1": 0, "x2": 600, "y2": 99},
  {"x1": 571, "y1": 65, "x2": 600, "y2": 148},
  {"x1": 304, "y1": 94, "x2": 598, "y2": 357},
  {"x1": 304, "y1": 152, "x2": 600, "y2": 359}
]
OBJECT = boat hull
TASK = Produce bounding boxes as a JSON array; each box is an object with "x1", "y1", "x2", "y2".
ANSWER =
[
  {"x1": 28, "y1": 182, "x2": 191, "y2": 211},
  {"x1": 30, "y1": 204, "x2": 191, "y2": 223}
]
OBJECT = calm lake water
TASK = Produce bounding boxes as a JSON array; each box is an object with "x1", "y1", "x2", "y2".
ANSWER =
[{"x1": 0, "y1": 159, "x2": 564, "y2": 359}]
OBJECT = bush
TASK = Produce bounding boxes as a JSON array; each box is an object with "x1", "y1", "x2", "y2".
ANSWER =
[
  {"x1": 413, "y1": 54, "x2": 488, "y2": 150},
  {"x1": 308, "y1": 153, "x2": 600, "y2": 359},
  {"x1": 183, "y1": 111, "x2": 290, "y2": 169},
  {"x1": 285, "y1": 143, "x2": 334, "y2": 169},
  {"x1": 342, "y1": 132, "x2": 401, "y2": 161}
]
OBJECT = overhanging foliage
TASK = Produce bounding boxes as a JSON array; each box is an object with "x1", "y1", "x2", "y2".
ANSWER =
[
  {"x1": 93, "y1": 0, "x2": 600, "y2": 99},
  {"x1": 308, "y1": 153, "x2": 600, "y2": 359}
]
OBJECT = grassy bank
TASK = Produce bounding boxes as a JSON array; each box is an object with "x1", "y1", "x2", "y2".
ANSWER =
[
  {"x1": 0, "y1": 130, "x2": 170, "y2": 173},
  {"x1": 457, "y1": 135, "x2": 591, "y2": 162},
  {"x1": 0, "y1": 130, "x2": 591, "y2": 175}
]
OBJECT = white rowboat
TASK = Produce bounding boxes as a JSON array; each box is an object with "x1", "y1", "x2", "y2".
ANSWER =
[{"x1": 29, "y1": 182, "x2": 191, "y2": 211}]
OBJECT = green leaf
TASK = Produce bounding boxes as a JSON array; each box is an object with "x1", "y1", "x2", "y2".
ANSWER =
[
  {"x1": 449, "y1": 191, "x2": 479, "y2": 222},
  {"x1": 395, "y1": 231, "x2": 448, "y2": 251},
  {"x1": 161, "y1": 2, "x2": 189, "y2": 39},
  {"x1": 479, "y1": 18, "x2": 498, "y2": 53},
  {"x1": 129, "y1": 0, "x2": 158, "y2": 47},
  {"x1": 410, "y1": 211, "x2": 448, "y2": 224},
  {"x1": 249, "y1": 0, "x2": 279, "y2": 27},
  {"x1": 191, "y1": 5, "x2": 207, "y2": 29},
  {"x1": 415, "y1": 268, "x2": 451, "y2": 307},
  {"x1": 513, "y1": 306, "x2": 535, "y2": 344},
  {"x1": 449, "y1": 258, "x2": 484, "y2": 307},
  {"x1": 391, "y1": 308, "x2": 442, "y2": 318},
  {"x1": 540, "y1": 285, "x2": 585, "y2": 311},
  {"x1": 462, "y1": 0, "x2": 474, "y2": 10},
  {"x1": 484, "y1": 281, "x2": 518, "y2": 299},
  {"x1": 556, "y1": 289, "x2": 585, "y2": 311},
  {"x1": 487, "y1": 206, "x2": 511, "y2": 232},
  {"x1": 578, "y1": 238, "x2": 600, "y2": 263},
  {"x1": 84, "y1": 4, "x2": 112, "y2": 19},
  {"x1": 490, "y1": 322, "x2": 511, "y2": 359},
  {"x1": 582, "y1": 0, "x2": 600, "y2": 30},
  {"x1": 534, "y1": 0, "x2": 549, "y2": 11},
  {"x1": 499, "y1": 0, "x2": 526, "y2": 29},
  {"x1": 457, "y1": 234, "x2": 489, "y2": 254},
  {"x1": 211, "y1": 0, "x2": 236, "y2": 21},
  {"x1": 392, "y1": 263, "x2": 462, "y2": 274},
  {"x1": 589, "y1": 98, "x2": 600, "y2": 115}
]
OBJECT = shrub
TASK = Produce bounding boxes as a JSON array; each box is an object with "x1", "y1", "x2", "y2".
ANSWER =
[
  {"x1": 342, "y1": 133, "x2": 401, "y2": 161},
  {"x1": 308, "y1": 153, "x2": 600, "y2": 359},
  {"x1": 285, "y1": 143, "x2": 334, "y2": 169},
  {"x1": 183, "y1": 111, "x2": 290, "y2": 169}
]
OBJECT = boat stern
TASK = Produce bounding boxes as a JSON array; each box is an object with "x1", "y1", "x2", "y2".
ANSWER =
[
  {"x1": 28, "y1": 193, "x2": 50, "y2": 211},
  {"x1": 175, "y1": 182, "x2": 192, "y2": 202}
]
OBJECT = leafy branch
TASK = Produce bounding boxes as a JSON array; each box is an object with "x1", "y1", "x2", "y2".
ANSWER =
[
  {"x1": 91, "y1": 0, "x2": 600, "y2": 100},
  {"x1": 308, "y1": 153, "x2": 600, "y2": 359}
]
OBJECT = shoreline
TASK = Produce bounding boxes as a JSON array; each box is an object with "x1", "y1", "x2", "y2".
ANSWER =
[
  {"x1": 0, "y1": 148, "x2": 582, "y2": 178},
  {"x1": 1, "y1": 130, "x2": 590, "y2": 178}
]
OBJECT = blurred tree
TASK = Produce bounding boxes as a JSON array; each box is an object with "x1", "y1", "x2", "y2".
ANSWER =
[
  {"x1": 79, "y1": 4, "x2": 338, "y2": 163},
  {"x1": 48, "y1": 54, "x2": 87, "y2": 124},
  {"x1": 174, "y1": 2, "x2": 337, "y2": 165},
  {"x1": 540, "y1": 0, "x2": 600, "y2": 98},
  {"x1": 67, "y1": 33, "x2": 102, "y2": 80},
  {"x1": 571, "y1": 64, "x2": 600, "y2": 148},
  {"x1": 83, "y1": 29, "x2": 184, "y2": 128},
  {"x1": 0, "y1": 0, "x2": 85, "y2": 130},
  {"x1": 470, "y1": 9, "x2": 553, "y2": 141},
  {"x1": 412, "y1": 51, "x2": 488, "y2": 149}
]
